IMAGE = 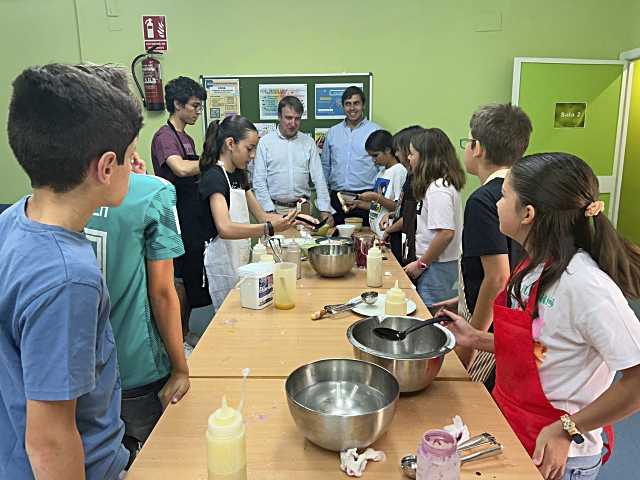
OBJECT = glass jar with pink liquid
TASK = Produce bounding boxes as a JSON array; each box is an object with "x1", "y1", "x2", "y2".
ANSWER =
[
  {"x1": 353, "y1": 232, "x2": 375, "y2": 268},
  {"x1": 416, "y1": 429, "x2": 460, "y2": 480}
]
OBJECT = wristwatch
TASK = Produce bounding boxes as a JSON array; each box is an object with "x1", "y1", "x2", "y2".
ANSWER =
[{"x1": 560, "y1": 414, "x2": 584, "y2": 444}]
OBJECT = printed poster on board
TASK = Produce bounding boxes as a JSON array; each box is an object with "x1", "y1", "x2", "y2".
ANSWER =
[
  {"x1": 254, "y1": 123, "x2": 278, "y2": 138},
  {"x1": 315, "y1": 83, "x2": 364, "y2": 119},
  {"x1": 314, "y1": 127, "x2": 329, "y2": 152},
  {"x1": 204, "y1": 78, "x2": 241, "y2": 122},
  {"x1": 258, "y1": 84, "x2": 308, "y2": 120}
]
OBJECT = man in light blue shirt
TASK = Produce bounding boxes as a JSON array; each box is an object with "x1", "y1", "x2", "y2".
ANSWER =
[
  {"x1": 321, "y1": 85, "x2": 381, "y2": 225},
  {"x1": 253, "y1": 96, "x2": 334, "y2": 224}
]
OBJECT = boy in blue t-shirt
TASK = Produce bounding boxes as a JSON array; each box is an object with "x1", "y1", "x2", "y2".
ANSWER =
[{"x1": 0, "y1": 64, "x2": 143, "y2": 479}]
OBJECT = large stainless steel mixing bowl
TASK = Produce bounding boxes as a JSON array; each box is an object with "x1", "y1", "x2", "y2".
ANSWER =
[
  {"x1": 347, "y1": 316, "x2": 456, "y2": 392},
  {"x1": 285, "y1": 358, "x2": 399, "y2": 451},
  {"x1": 307, "y1": 242, "x2": 355, "y2": 278}
]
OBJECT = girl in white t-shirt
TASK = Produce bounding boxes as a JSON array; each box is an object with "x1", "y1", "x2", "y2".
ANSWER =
[
  {"x1": 404, "y1": 128, "x2": 466, "y2": 307},
  {"x1": 347, "y1": 130, "x2": 407, "y2": 247},
  {"x1": 442, "y1": 153, "x2": 640, "y2": 480}
]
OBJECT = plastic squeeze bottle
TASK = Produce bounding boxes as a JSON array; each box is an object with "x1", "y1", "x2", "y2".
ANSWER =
[
  {"x1": 260, "y1": 254, "x2": 275, "y2": 264},
  {"x1": 385, "y1": 280, "x2": 407, "y2": 315},
  {"x1": 207, "y1": 369, "x2": 249, "y2": 480},
  {"x1": 366, "y1": 242, "x2": 383, "y2": 287},
  {"x1": 252, "y1": 242, "x2": 266, "y2": 263}
]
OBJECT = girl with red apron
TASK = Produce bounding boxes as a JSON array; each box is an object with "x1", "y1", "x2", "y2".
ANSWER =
[
  {"x1": 491, "y1": 264, "x2": 614, "y2": 473},
  {"x1": 440, "y1": 153, "x2": 640, "y2": 480}
]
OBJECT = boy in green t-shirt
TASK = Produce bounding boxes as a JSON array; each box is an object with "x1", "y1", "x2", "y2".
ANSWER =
[{"x1": 85, "y1": 172, "x2": 188, "y2": 464}]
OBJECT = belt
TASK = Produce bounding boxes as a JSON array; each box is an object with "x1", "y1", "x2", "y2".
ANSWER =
[{"x1": 273, "y1": 199, "x2": 302, "y2": 208}]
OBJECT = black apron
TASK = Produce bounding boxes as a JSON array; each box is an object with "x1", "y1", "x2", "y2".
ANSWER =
[{"x1": 166, "y1": 121, "x2": 212, "y2": 307}]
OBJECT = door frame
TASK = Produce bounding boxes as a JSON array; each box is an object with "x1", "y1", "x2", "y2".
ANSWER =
[
  {"x1": 512, "y1": 57, "x2": 628, "y2": 225},
  {"x1": 614, "y1": 49, "x2": 640, "y2": 226}
]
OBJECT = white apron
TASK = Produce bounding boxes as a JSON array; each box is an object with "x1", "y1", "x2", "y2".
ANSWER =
[{"x1": 204, "y1": 163, "x2": 251, "y2": 311}]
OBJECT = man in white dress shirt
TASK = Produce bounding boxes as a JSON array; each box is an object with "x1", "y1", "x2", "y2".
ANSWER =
[{"x1": 252, "y1": 96, "x2": 334, "y2": 224}]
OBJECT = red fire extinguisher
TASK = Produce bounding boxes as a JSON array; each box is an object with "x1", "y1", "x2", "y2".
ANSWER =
[{"x1": 131, "y1": 46, "x2": 165, "y2": 111}]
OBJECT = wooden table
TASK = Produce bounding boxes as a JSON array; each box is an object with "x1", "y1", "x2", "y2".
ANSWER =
[
  {"x1": 297, "y1": 255, "x2": 415, "y2": 289},
  {"x1": 188, "y1": 287, "x2": 469, "y2": 380},
  {"x1": 127, "y1": 378, "x2": 542, "y2": 479},
  {"x1": 276, "y1": 227, "x2": 414, "y2": 289}
]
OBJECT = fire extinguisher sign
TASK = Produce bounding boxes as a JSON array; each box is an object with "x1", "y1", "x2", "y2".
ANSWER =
[{"x1": 142, "y1": 15, "x2": 168, "y2": 52}]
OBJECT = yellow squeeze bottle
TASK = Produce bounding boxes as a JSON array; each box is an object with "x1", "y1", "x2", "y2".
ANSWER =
[
  {"x1": 207, "y1": 369, "x2": 249, "y2": 480},
  {"x1": 385, "y1": 280, "x2": 407, "y2": 316}
]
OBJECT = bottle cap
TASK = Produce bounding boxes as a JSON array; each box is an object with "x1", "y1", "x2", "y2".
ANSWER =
[
  {"x1": 368, "y1": 243, "x2": 382, "y2": 258},
  {"x1": 207, "y1": 395, "x2": 244, "y2": 439},
  {"x1": 387, "y1": 280, "x2": 406, "y2": 302}
]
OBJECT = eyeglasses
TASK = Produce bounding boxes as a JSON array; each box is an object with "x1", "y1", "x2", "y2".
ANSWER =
[
  {"x1": 187, "y1": 102, "x2": 203, "y2": 113},
  {"x1": 459, "y1": 138, "x2": 477, "y2": 150}
]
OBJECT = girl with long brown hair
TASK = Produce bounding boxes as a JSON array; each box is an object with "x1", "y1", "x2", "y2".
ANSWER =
[
  {"x1": 442, "y1": 152, "x2": 640, "y2": 480},
  {"x1": 404, "y1": 128, "x2": 466, "y2": 307}
]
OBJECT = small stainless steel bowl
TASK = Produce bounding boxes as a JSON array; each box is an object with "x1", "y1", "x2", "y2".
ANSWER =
[
  {"x1": 285, "y1": 358, "x2": 399, "y2": 451},
  {"x1": 347, "y1": 316, "x2": 456, "y2": 392},
  {"x1": 308, "y1": 242, "x2": 355, "y2": 278},
  {"x1": 314, "y1": 236, "x2": 354, "y2": 246}
]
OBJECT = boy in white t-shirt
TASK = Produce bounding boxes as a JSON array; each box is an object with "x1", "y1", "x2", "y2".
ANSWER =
[{"x1": 346, "y1": 130, "x2": 407, "y2": 244}]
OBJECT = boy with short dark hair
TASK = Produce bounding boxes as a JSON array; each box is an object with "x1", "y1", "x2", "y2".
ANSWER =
[
  {"x1": 151, "y1": 76, "x2": 209, "y2": 348},
  {"x1": 457, "y1": 103, "x2": 532, "y2": 386},
  {"x1": 0, "y1": 64, "x2": 143, "y2": 479}
]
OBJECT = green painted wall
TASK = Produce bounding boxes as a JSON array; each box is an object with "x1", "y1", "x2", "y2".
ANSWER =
[
  {"x1": 618, "y1": 59, "x2": 640, "y2": 243},
  {"x1": 1, "y1": 0, "x2": 639, "y2": 203},
  {"x1": 0, "y1": 0, "x2": 81, "y2": 202}
]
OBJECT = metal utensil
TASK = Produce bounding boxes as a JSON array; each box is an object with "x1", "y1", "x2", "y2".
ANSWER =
[
  {"x1": 285, "y1": 358, "x2": 399, "y2": 451},
  {"x1": 400, "y1": 433, "x2": 503, "y2": 478},
  {"x1": 347, "y1": 316, "x2": 456, "y2": 392},
  {"x1": 326, "y1": 291, "x2": 378, "y2": 313},
  {"x1": 373, "y1": 315, "x2": 448, "y2": 341},
  {"x1": 267, "y1": 237, "x2": 285, "y2": 262},
  {"x1": 311, "y1": 293, "x2": 378, "y2": 320}
]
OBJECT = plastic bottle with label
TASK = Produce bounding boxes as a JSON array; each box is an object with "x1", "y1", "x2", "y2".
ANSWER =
[
  {"x1": 385, "y1": 280, "x2": 407, "y2": 315},
  {"x1": 366, "y1": 242, "x2": 383, "y2": 287}
]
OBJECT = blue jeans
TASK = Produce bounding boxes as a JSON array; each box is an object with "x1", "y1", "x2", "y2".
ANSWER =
[
  {"x1": 416, "y1": 260, "x2": 458, "y2": 307},
  {"x1": 563, "y1": 454, "x2": 602, "y2": 480}
]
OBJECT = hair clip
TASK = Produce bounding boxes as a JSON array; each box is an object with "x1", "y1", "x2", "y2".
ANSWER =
[{"x1": 585, "y1": 200, "x2": 605, "y2": 218}]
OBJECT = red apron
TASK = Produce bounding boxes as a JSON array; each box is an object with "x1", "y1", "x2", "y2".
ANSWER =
[{"x1": 491, "y1": 271, "x2": 614, "y2": 463}]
